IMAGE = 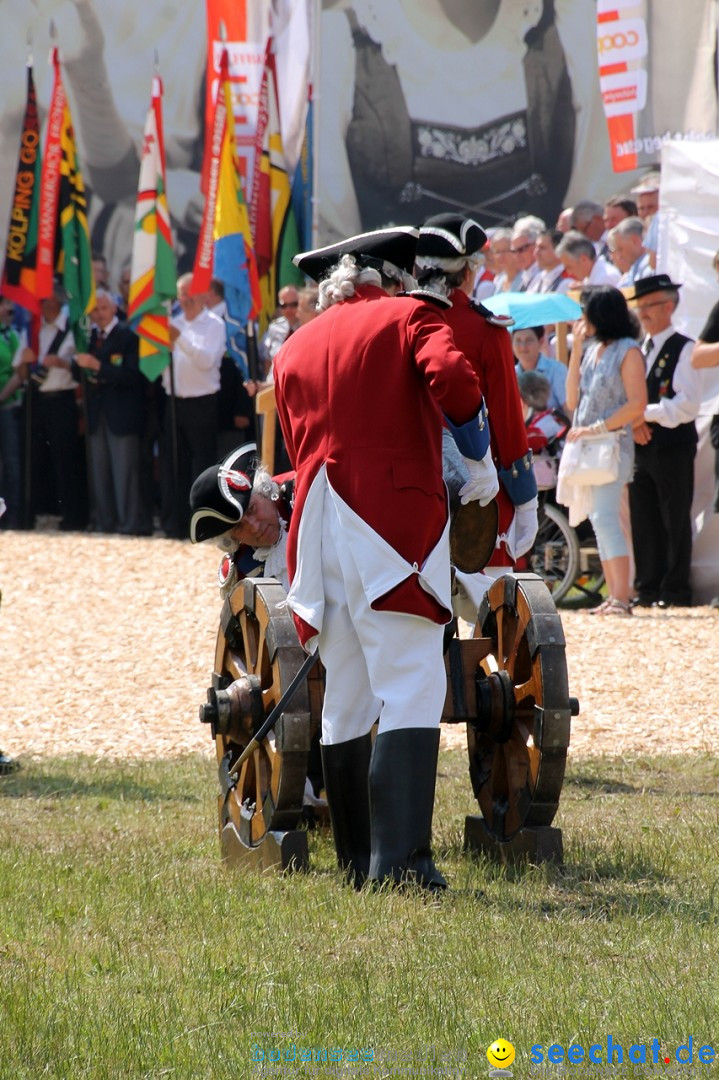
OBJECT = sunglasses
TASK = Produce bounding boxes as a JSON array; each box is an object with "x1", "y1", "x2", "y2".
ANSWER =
[
  {"x1": 278, "y1": 301, "x2": 298, "y2": 309},
  {"x1": 510, "y1": 242, "x2": 533, "y2": 254}
]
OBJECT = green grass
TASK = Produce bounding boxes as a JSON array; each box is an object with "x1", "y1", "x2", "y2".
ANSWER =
[{"x1": 1, "y1": 753, "x2": 718, "y2": 1078}]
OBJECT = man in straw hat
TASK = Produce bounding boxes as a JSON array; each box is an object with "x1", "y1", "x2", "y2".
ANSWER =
[{"x1": 273, "y1": 226, "x2": 498, "y2": 890}]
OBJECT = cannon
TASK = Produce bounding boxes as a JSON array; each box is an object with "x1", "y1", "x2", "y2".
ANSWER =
[{"x1": 198, "y1": 570, "x2": 579, "y2": 874}]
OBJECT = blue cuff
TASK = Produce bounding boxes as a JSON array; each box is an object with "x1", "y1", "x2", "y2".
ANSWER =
[
  {"x1": 445, "y1": 401, "x2": 490, "y2": 461},
  {"x1": 499, "y1": 452, "x2": 538, "y2": 505}
]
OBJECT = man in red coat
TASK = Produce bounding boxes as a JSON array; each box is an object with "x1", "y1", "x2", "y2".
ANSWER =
[
  {"x1": 273, "y1": 226, "x2": 498, "y2": 889},
  {"x1": 416, "y1": 213, "x2": 539, "y2": 620}
]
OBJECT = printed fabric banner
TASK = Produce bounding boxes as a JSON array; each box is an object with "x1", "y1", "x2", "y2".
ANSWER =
[
  {"x1": 128, "y1": 75, "x2": 178, "y2": 382},
  {"x1": 204, "y1": 0, "x2": 269, "y2": 192},
  {"x1": 597, "y1": 0, "x2": 718, "y2": 173},
  {"x1": 1, "y1": 65, "x2": 42, "y2": 314}
]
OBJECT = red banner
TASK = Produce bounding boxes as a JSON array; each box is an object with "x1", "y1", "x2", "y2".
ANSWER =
[
  {"x1": 193, "y1": 53, "x2": 228, "y2": 293},
  {"x1": 2, "y1": 66, "x2": 42, "y2": 314},
  {"x1": 203, "y1": 0, "x2": 268, "y2": 193},
  {"x1": 36, "y1": 49, "x2": 66, "y2": 299}
]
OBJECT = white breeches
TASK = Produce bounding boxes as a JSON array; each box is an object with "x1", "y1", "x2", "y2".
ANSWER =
[{"x1": 318, "y1": 491, "x2": 447, "y2": 746}]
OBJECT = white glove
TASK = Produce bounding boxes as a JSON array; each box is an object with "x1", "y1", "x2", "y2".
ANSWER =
[
  {"x1": 459, "y1": 454, "x2": 500, "y2": 507},
  {"x1": 512, "y1": 497, "x2": 539, "y2": 558}
]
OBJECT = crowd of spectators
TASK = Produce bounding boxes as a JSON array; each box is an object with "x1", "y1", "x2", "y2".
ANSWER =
[
  {"x1": 0, "y1": 271, "x2": 319, "y2": 539},
  {"x1": 1, "y1": 172, "x2": 717, "y2": 615}
]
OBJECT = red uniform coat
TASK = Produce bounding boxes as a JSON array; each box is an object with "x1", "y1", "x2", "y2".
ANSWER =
[
  {"x1": 273, "y1": 285, "x2": 483, "y2": 642},
  {"x1": 444, "y1": 289, "x2": 531, "y2": 566}
]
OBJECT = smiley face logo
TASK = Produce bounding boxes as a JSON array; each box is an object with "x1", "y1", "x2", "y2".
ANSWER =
[{"x1": 487, "y1": 1039, "x2": 515, "y2": 1069}]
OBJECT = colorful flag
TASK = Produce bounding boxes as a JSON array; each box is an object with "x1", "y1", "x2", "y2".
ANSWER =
[
  {"x1": 58, "y1": 101, "x2": 95, "y2": 350},
  {"x1": 1, "y1": 64, "x2": 42, "y2": 315},
  {"x1": 36, "y1": 49, "x2": 95, "y2": 348},
  {"x1": 251, "y1": 39, "x2": 303, "y2": 325},
  {"x1": 291, "y1": 87, "x2": 314, "y2": 253},
  {"x1": 128, "y1": 75, "x2": 178, "y2": 382},
  {"x1": 194, "y1": 46, "x2": 261, "y2": 376}
]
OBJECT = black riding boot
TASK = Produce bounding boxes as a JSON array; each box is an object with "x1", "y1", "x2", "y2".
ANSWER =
[
  {"x1": 320, "y1": 733, "x2": 372, "y2": 887},
  {"x1": 367, "y1": 727, "x2": 447, "y2": 890}
]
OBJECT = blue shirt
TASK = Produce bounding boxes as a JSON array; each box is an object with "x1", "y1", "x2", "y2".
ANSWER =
[{"x1": 515, "y1": 353, "x2": 567, "y2": 410}]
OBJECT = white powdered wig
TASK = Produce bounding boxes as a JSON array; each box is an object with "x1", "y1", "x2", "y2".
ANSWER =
[
  {"x1": 414, "y1": 253, "x2": 482, "y2": 300},
  {"x1": 317, "y1": 254, "x2": 417, "y2": 310},
  {"x1": 318, "y1": 255, "x2": 382, "y2": 310},
  {"x1": 253, "y1": 465, "x2": 280, "y2": 501}
]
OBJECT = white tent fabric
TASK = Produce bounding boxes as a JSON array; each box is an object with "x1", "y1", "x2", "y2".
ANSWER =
[{"x1": 658, "y1": 140, "x2": 719, "y2": 602}]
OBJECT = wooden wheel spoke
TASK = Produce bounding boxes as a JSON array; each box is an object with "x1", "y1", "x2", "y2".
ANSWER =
[
  {"x1": 254, "y1": 747, "x2": 264, "y2": 812},
  {"x1": 239, "y1": 611, "x2": 258, "y2": 673},
  {"x1": 237, "y1": 758, "x2": 251, "y2": 803},
  {"x1": 504, "y1": 604, "x2": 531, "y2": 679},
  {"x1": 497, "y1": 606, "x2": 520, "y2": 670},
  {"x1": 261, "y1": 686, "x2": 278, "y2": 714},
  {"x1": 225, "y1": 651, "x2": 248, "y2": 681},
  {"x1": 514, "y1": 664, "x2": 542, "y2": 708},
  {"x1": 494, "y1": 606, "x2": 507, "y2": 669}
]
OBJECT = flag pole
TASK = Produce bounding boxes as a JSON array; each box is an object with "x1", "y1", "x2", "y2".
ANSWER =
[
  {"x1": 245, "y1": 318, "x2": 262, "y2": 448},
  {"x1": 79, "y1": 369, "x2": 97, "y2": 530},
  {"x1": 22, "y1": 350, "x2": 35, "y2": 530},
  {"x1": 22, "y1": 38, "x2": 36, "y2": 529},
  {"x1": 167, "y1": 351, "x2": 181, "y2": 535}
]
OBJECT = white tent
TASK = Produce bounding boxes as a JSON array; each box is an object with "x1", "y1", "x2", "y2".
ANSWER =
[{"x1": 658, "y1": 140, "x2": 719, "y2": 603}]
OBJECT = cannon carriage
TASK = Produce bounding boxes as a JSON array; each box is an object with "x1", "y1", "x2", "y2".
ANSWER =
[{"x1": 198, "y1": 569, "x2": 579, "y2": 874}]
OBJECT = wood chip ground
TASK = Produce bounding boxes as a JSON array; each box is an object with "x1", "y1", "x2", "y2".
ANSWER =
[{"x1": 1, "y1": 528, "x2": 717, "y2": 760}]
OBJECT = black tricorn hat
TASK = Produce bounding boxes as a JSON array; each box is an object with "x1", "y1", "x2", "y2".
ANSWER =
[
  {"x1": 416, "y1": 213, "x2": 487, "y2": 260},
  {"x1": 293, "y1": 226, "x2": 419, "y2": 282},
  {"x1": 630, "y1": 273, "x2": 682, "y2": 300},
  {"x1": 189, "y1": 442, "x2": 258, "y2": 543}
]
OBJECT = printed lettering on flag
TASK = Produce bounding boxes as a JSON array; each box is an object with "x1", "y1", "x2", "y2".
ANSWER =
[{"x1": 1, "y1": 65, "x2": 42, "y2": 314}]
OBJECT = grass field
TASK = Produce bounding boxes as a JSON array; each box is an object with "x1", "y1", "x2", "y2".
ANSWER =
[{"x1": 1, "y1": 752, "x2": 718, "y2": 1079}]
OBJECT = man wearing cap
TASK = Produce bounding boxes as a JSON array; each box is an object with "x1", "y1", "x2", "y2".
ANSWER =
[
  {"x1": 272, "y1": 226, "x2": 498, "y2": 890},
  {"x1": 416, "y1": 213, "x2": 538, "y2": 618},
  {"x1": 629, "y1": 274, "x2": 703, "y2": 608}
]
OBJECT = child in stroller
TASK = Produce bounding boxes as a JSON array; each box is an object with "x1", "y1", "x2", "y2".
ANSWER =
[
  {"x1": 517, "y1": 371, "x2": 603, "y2": 602},
  {"x1": 517, "y1": 370, "x2": 571, "y2": 489}
]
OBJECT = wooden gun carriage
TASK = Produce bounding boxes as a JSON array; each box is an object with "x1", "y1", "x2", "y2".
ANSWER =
[{"x1": 198, "y1": 570, "x2": 579, "y2": 874}]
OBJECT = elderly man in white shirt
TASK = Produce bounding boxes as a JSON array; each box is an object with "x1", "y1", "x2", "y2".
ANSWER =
[
  {"x1": 510, "y1": 215, "x2": 545, "y2": 292},
  {"x1": 608, "y1": 217, "x2": 652, "y2": 288},
  {"x1": 26, "y1": 285, "x2": 87, "y2": 530},
  {"x1": 161, "y1": 272, "x2": 226, "y2": 538},
  {"x1": 556, "y1": 231, "x2": 621, "y2": 288}
]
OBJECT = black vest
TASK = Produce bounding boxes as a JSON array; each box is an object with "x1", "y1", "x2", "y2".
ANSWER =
[{"x1": 642, "y1": 331, "x2": 697, "y2": 452}]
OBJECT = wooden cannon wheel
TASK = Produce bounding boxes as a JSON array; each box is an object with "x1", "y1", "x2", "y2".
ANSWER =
[
  {"x1": 466, "y1": 572, "x2": 573, "y2": 843},
  {"x1": 210, "y1": 577, "x2": 323, "y2": 869}
]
